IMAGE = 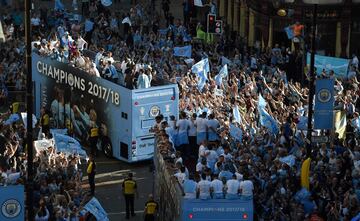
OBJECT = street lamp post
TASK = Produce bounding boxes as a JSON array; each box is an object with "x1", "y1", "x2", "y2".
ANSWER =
[
  {"x1": 302, "y1": 0, "x2": 344, "y2": 157},
  {"x1": 25, "y1": 0, "x2": 34, "y2": 220},
  {"x1": 306, "y1": 4, "x2": 317, "y2": 158}
]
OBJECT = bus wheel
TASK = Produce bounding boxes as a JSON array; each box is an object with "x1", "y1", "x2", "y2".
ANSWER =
[{"x1": 102, "y1": 138, "x2": 112, "y2": 158}]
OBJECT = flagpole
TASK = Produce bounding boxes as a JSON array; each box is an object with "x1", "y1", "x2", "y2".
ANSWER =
[
  {"x1": 25, "y1": 0, "x2": 34, "y2": 220},
  {"x1": 306, "y1": 4, "x2": 317, "y2": 158}
]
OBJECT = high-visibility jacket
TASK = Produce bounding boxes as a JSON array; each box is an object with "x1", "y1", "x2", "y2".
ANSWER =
[
  {"x1": 90, "y1": 127, "x2": 99, "y2": 137},
  {"x1": 123, "y1": 178, "x2": 137, "y2": 195},
  {"x1": 145, "y1": 200, "x2": 158, "y2": 215}
]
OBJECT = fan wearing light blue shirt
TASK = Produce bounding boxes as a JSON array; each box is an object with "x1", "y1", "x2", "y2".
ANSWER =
[
  {"x1": 176, "y1": 112, "x2": 190, "y2": 147},
  {"x1": 210, "y1": 174, "x2": 224, "y2": 199},
  {"x1": 137, "y1": 70, "x2": 151, "y2": 89},
  {"x1": 195, "y1": 112, "x2": 208, "y2": 145},
  {"x1": 207, "y1": 114, "x2": 220, "y2": 142},
  {"x1": 197, "y1": 173, "x2": 211, "y2": 200},
  {"x1": 183, "y1": 174, "x2": 197, "y2": 199}
]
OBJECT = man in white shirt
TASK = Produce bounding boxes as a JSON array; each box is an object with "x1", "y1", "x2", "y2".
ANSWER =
[
  {"x1": 187, "y1": 113, "x2": 197, "y2": 156},
  {"x1": 174, "y1": 166, "x2": 187, "y2": 186},
  {"x1": 197, "y1": 173, "x2": 211, "y2": 200},
  {"x1": 196, "y1": 157, "x2": 209, "y2": 173},
  {"x1": 61, "y1": 31, "x2": 73, "y2": 49},
  {"x1": 210, "y1": 174, "x2": 224, "y2": 199},
  {"x1": 225, "y1": 174, "x2": 240, "y2": 199},
  {"x1": 137, "y1": 69, "x2": 151, "y2": 89},
  {"x1": 240, "y1": 175, "x2": 254, "y2": 199},
  {"x1": 95, "y1": 48, "x2": 105, "y2": 68},
  {"x1": 195, "y1": 112, "x2": 208, "y2": 145}
]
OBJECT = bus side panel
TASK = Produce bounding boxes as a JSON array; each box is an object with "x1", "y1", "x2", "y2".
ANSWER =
[
  {"x1": 32, "y1": 53, "x2": 123, "y2": 160},
  {"x1": 181, "y1": 199, "x2": 254, "y2": 221},
  {"x1": 131, "y1": 85, "x2": 179, "y2": 161},
  {"x1": 116, "y1": 86, "x2": 133, "y2": 161}
]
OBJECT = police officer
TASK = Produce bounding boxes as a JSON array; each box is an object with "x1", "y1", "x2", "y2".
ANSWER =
[
  {"x1": 87, "y1": 154, "x2": 96, "y2": 195},
  {"x1": 89, "y1": 122, "x2": 99, "y2": 157},
  {"x1": 143, "y1": 194, "x2": 158, "y2": 221},
  {"x1": 40, "y1": 107, "x2": 50, "y2": 137},
  {"x1": 122, "y1": 172, "x2": 138, "y2": 219}
]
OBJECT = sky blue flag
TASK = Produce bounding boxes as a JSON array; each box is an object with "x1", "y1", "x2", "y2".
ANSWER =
[
  {"x1": 83, "y1": 197, "x2": 109, "y2": 221},
  {"x1": 50, "y1": 128, "x2": 68, "y2": 136},
  {"x1": 221, "y1": 56, "x2": 232, "y2": 66},
  {"x1": 258, "y1": 108, "x2": 279, "y2": 135},
  {"x1": 4, "y1": 113, "x2": 20, "y2": 125},
  {"x1": 230, "y1": 124, "x2": 243, "y2": 142},
  {"x1": 192, "y1": 58, "x2": 210, "y2": 91},
  {"x1": 53, "y1": 133, "x2": 87, "y2": 158},
  {"x1": 351, "y1": 212, "x2": 360, "y2": 221},
  {"x1": 101, "y1": 0, "x2": 112, "y2": 7},
  {"x1": 214, "y1": 64, "x2": 228, "y2": 86},
  {"x1": 297, "y1": 116, "x2": 308, "y2": 130},
  {"x1": 233, "y1": 105, "x2": 242, "y2": 124},
  {"x1": 284, "y1": 26, "x2": 294, "y2": 39},
  {"x1": 159, "y1": 28, "x2": 168, "y2": 35},
  {"x1": 173, "y1": 45, "x2": 192, "y2": 58},
  {"x1": 55, "y1": 0, "x2": 65, "y2": 11},
  {"x1": 306, "y1": 53, "x2": 350, "y2": 78},
  {"x1": 258, "y1": 94, "x2": 267, "y2": 109},
  {"x1": 279, "y1": 155, "x2": 296, "y2": 167}
]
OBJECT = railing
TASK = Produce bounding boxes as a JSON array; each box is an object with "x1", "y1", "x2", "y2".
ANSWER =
[{"x1": 154, "y1": 137, "x2": 184, "y2": 221}]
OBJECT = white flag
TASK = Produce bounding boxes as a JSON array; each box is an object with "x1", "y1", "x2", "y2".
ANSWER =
[
  {"x1": 122, "y1": 17, "x2": 132, "y2": 26},
  {"x1": 194, "y1": 0, "x2": 203, "y2": 7},
  {"x1": 101, "y1": 0, "x2": 112, "y2": 7},
  {"x1": 0, "y1": 21, "x2": 5, "y2": 42}
]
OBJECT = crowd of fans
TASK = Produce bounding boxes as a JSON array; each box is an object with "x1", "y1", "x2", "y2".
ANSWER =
[{"x1": 0, "y1": 0, "x2": 360, "y2": 220}]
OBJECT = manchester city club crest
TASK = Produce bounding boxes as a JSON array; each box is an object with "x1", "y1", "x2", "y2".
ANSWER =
[
  {"x1": 2, "y1": 199, "x2": 21, "y2": 218},
  {"x1": 149, "y1": 106, "x2": 160, "y2": 117},
  {"x1": 317, "y1": 88, "x2": 331, "y2": 103}
]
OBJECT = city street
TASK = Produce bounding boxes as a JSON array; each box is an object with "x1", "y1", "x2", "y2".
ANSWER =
[{"x1": 82, "y1": 153, "x2": 154, "y2": 221}]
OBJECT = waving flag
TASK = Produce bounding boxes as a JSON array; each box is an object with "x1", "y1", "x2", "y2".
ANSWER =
[
  {"x1": 192, "y1": 58, "x2": 210, "y2": 91},
  {"x1": 20, "y1": 112, "x2": 37, "y2": 128},
  {"x1": 335, "y1": 111, "x2": 346, "y2": 139},
  {"x1": 280, "y1": 155, "x2": 296, "y2": 167},
  {"x1": 4, "y1": 113, "x2": 20, "y2": 125},
  {"x1": 258, "y1": 94, "x2": 267, "y2": 109},
  {"x1": 101, "y1": 0, "x2": 112, "y2": 7},
  {"x1": 258, "y1": 108, "x2": 279, "y2": 135},
  {"x1": 221, "y1": 56, "x2": 232, "y2": 66},
  {"x1": 174, "y1": 45, "x2": 192, "y2": 58},
  {"x1": 284, "y1": 26, "x2": 294, "y2": 39},
  {"x1": 55, "y1": 0, "x2": 65, "y2": 11},
  {"x1": 53, "y1": 133, "x2": 87, "y2": 158},
  {"x1": 194, "y1": 0, "x2": 204, "y2": 7},
  {"x1": 214, "y1": 64, "x2": 228, "y2": 86},
  {"x1": 83, "y1": 197, "x2": 109, "y2": 221},
  {"x1": 122, "y1": 17, "x2": 132, "y2": 26},
  {"x1": 232, "y1": 105, "x2": 242, "y2": 124},
  {"x1": 230, "y1": 124, "x2": 243, "y2": 142},
  {"x1": 0, "y1": 21, "x2": 5, "y2": 42}
]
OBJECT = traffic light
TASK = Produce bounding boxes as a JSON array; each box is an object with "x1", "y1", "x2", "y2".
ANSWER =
[{"x1": 207, "y1": 14, "x2": 222, "y2": 34}]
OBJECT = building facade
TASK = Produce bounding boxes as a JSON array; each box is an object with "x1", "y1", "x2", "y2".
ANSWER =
[{"x1": 215, "y1": 0, "x2": 360, "y2": 58}]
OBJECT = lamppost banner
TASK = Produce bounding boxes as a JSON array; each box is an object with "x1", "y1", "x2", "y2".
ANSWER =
[{"x1": 314, "y1": 79, "x2": 335, "y2": 129}]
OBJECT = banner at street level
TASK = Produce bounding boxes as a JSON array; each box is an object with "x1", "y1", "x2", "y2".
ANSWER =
[
  {"x1": 306, "y1": 53, "x2": 350, "y2": 78},
  {"x1": 83, "y1": 197, "x2": 109, "y2": 221},
  {"x1": 0, "y1": 185, "x2": 24, "y2": 221},
  {"x1": 314, "y1": 79, "x2": 334, "y2": 129}
]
